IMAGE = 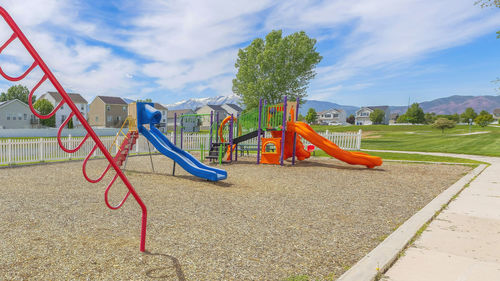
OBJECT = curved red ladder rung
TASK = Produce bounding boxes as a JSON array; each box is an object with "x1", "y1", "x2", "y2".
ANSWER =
[
  {"x1": 0, "y1": 60, "x2": 37, "y2": 81},
  {"x1": 104, "y1": 173, "x2": 132, "y2": 210},
  {"x1": 57, "y1": 112, "x2": 90, "y2": 153},
  {"x1": 28, "y1": 74, "x2": 65, "y2": 119},
  {"x1": 82, "y1": 143, "x2": 112, "y2": 183}
]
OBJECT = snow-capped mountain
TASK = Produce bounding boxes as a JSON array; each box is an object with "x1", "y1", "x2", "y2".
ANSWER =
[{"x1": 165, "y1": 94, "x2": 241, "y2": 110}]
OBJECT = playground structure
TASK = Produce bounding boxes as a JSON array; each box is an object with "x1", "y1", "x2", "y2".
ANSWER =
[
  {"x1": 0, "y1": 7, "x2": 149, "y2": 252},
  {"x1": 207, "y1": 97, "x2": 383, "y2": 168}
]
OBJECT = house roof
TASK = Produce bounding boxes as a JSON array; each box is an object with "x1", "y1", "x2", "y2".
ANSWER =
[
  {"x1": 42, "y1": 91, "x2": 88, "y2": 104},
  {"x1": 0, "y1": 99, "x2": 33, "y2": 111},
  {"x1": 167, "y1": 109, "x2": 194, "y2": 118},
  {"x1": 494, "y1": 108, "x2": 500, "y2": 115},
  {"x1": 154, "y1": 103, "x2": 167, "y2": 110},
  {"x1": 223, "y1": 103, "x2": 243, "y2": 112},
  {"x1": 318, "y1": 108, "x2": 345, "y2": 115},
  {"x1": 97, "y1": 96, "x2": 127, "y2": 105},
  {"x1": 205, "y1": 104, "x2": 226, "y2": 111},
  {"x1": 367, "y1": 106, "x2": 389, "y2": 111}
]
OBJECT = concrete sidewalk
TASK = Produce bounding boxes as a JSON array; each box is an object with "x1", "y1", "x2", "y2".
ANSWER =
[{"x1": 376, "y1": 151, "x2": 500, "y2": 281}]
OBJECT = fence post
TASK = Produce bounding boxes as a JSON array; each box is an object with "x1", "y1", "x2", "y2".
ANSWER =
[
  {"x1": 357, "y1": 129, "x2": 362, "y2": 150},
  {"x1": 7, "y1": 138, "x2": 12, "y2": 165},
  {"x1": 39, "y1": 138, "x2": 43, "y2": 162},
  {"x1": 68, "y1": 134, "x2": 72, "y2": 159}
]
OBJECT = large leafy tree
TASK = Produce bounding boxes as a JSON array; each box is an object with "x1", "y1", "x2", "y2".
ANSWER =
[
  {"x1": 369, "y1": 109, "x2": 385, "y2": 124},
  {"x1": 305, "y1": 108, "x2": 318, "y2": 124},
  {"x1": 475, "y1": 110, "x2": 494, "y2": 127},
  {"x1": 33, "y1": 99, "x2": 55, "y2": 127},
  {"x1": 404, "y1": 103, "x2": 425, "y2": 124},
  {"x1": 233, "y1": 30, "x2": 322, "y2": 110},
  {"x1": 0, "y1": 84, "x2": 35, "y2": 104},
  {"x1": 460, "y1": 107, "x2": 478, "y2": 124},
  {"x1": 432, "y1": 118, "x2": 456, "y2": 134}
]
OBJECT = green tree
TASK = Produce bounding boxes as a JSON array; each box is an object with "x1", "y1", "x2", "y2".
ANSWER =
[
  {"x1": 424, "y1": 112, "x2": 436, "y2": 124},
  {"x1": 404, "y1": 103, "x2": 425, "y2": 124},
  {"x1": 432, "y1": 118, "x2": 456, "y2": 134},
  {"x1": 0, "y1": 84, "x2": 34, "y2": 104},
  {"x1": 67, "y1": 118, "x2": 74, "y2": 129},
  {"x1": 396, "y1": 113, "x2": 408, "y2": 123},
  {"x1": 232, "y1": 30, "x2": 322, "y2": 109},
  {"x1": 33, "y1": 99, "x2": 55, "y2": 127},
  {"x1": 305, "y1": 108, "x2": 318, "y2": 124},
  {"x1": 369, "y1": 109, "x2": 385, "y2": 124},
  {"x1": 137, "y1": 98, "x2": 152, "y2": 102},
  {"x1": 460, "y1": 107, "x2": 478, "y2": 124},
  {"x1": 346, "y1": 114, "x2": 355, "y2": 124},
  {"x1": 475, "y1": 0, "x2": 500, "y2": 38},
  {"x1": 297, "y1": 114, "x2": 305, "y2": 122},
  {"x1": 475, "y1": 111, "x2": 494, "y2": 127}
]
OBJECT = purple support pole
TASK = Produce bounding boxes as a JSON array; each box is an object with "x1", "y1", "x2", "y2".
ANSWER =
[
  {"x1": 229, "y1": 114, "x2": 234, "y2": 162},
  {"x1": 209, "y1": 111, "x2": 213, "y2": 149},
  {"x1": 173, "y1": 112, "x2": 177, "y2": 175},
  {"x1": 235, "y1": 113, "x2": 239, "y2": 162},
  {"x1": 256, "y1": 99, "x2": 263, "y2": 164},
  {"x1": 173, "y1": 113, "x2": 177, "y2": 145},
  {"x1": 180, "y1": 114, "x2": 184, "y2": 149},
  {"x1": 280, "y1": 96, "x2": 287, "y2": 166},
  {"x1": 292, "y1": 97, "x2": 299, "y2": 165},
  {"x1": 215, "y1": 112, "x2": 220, "y2": 143}
]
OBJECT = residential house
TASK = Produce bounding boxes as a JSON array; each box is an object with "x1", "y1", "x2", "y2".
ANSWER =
[
  {"x1": 0, "y1": 99, "x2": 37, "y2": 129},
  {"x1": 38, "y1": 91, "x2": 88, "y2": 128},
  {"x1": 493, "y1": 108, "x2": 500, "y2": 122},
  {"x1": 221, "y1": 103, "x2": 243, "y2": 117},
  {"x1": 355, "y1": 106, "x2": 391, "y2": 125},
  {"x1": 389, "y1": 113, "x2": 400, "y2": 124},
  {"x1": 195, "y1": 105, "x2": 229, "y2": 130},
  {"x1": 317, "y1": 108, "x2": 346, "y2": 125},
  {"x1": 154, "y1": 103, "x2": 168, "y2": 133},
  {"x1": 88, "y1": 96, "x2": 128, "y2": 128},
  {"x1": 166, "y1": 109, "x2": 197, "y2": 132}
]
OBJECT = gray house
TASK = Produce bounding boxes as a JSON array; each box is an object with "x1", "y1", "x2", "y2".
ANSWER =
[
  {"x1": 166, "y1": 109, "x2": 198, "y2": 132},
  {"x1": 317, "y1": 108, "x2": 346, "y2": 125},
  {"x1": 195, "y1": 105, "x2": 229, "y2": 129},
  {"x1": 355, "y1": 106, "x2": 390, "y2": 125},
  {"x1": 221, "y1": 103, "x2": 243, "y2": 117},
  {"x1": 0, "y1": 99, "x2": 37, "y2": 129}
]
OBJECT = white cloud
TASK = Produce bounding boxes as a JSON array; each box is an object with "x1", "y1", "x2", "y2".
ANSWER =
[{"x1": 0, "y1": 0, "x2": 499, "y2": 104}]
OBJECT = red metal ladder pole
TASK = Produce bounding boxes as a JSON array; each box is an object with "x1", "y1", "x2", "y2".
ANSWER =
[{"x1": 0, "y1": 6, "x2": 148, "y2": 252}]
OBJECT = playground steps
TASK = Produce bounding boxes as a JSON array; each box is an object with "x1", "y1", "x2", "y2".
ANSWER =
[
  {"x1": 206, "y1": 142, "x2": 229, "y2": 161},
  {"x1": 114, "y1": 131, "x2": 139, "y2": 167}
]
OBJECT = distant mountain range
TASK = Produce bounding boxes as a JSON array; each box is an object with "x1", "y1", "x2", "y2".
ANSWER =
[{"x1": 165, "y1": 94, "x2": 500, "y2": 115}]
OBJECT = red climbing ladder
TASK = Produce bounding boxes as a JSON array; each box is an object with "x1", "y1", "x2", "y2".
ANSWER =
[{"x1": 0, "y1": 7, "x2": 148, "y2": 252}]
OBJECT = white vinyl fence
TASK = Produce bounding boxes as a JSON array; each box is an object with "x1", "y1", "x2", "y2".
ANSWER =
[{"x1": 0, "y1": 130, "x2": 361, "y2": 165}]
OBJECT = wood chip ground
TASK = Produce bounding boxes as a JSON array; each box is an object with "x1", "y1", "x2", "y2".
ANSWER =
[{"x1": 0, "y1": 154, "x2": 471, "y2": 280}]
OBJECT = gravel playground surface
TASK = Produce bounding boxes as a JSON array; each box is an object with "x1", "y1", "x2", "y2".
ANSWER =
[{"x1": 0, "y1": 154, "x2": 471, "y2": 280}]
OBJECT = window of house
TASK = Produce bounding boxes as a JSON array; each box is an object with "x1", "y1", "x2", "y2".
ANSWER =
[
  {"x1": 333, "y1": 114, "x2": 338, "y2": 118},
  {"x1": 24, "y1": 114, "x2": 27, "y2": 120},
  {"x1": 117, "y1": 116, "x2": 122, "y2": 121},
  {"x1": 122, "y1": 106, "x2": 127, "y2": 111},
  {"x1": 7, "y1": 113, "x2": 10, "y2": 120},
  {"x1": 61, "y1": 105, "x2": 64, "y2": 110},
  {"x1": 106, "y1": 105, "x2": 110, "y2": 111},
  {"x1": 81, "y1": 105, "x2": 84, "y2": 110},
  {"x1": 12, "y1": 115, "x2": 16, "y2": 120},
  {"x1": 95, "y1": 116, "x2": 98, "y2": 122},
  {"x1": 107, "y1": 116, "x2": 112, "y2": 122}
]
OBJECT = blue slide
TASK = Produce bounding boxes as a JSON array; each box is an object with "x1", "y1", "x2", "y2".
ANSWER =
[{"x1": 136, "y1": 102, "x2": 227, "y2": 182}]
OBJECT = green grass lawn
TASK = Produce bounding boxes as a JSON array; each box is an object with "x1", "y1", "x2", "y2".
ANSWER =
[
  {"x1": 313, "y1": 150, "x2": 485, "y2": 165},
  {"x1": 311, "y1": 124, "x2": 500, "y2": 157}
]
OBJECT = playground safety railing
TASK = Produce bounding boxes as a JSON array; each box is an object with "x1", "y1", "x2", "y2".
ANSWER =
[{"x1": 0, "y1": 7, "x2": 148, "y2": 252}]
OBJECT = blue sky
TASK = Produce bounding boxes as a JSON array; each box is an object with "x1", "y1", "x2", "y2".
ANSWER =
[{"x1": 0, "y1": 0, "x2": 499, "y2": 106}]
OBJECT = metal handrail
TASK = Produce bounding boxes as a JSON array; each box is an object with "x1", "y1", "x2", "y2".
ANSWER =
[{"x1": 0, "y1": 6, "x2": 148, "y2": 252}]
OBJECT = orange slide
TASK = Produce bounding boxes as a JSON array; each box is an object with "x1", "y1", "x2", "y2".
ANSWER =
[{"x1": 287, "y1": 121, "x2": 382, "y2": 168}]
